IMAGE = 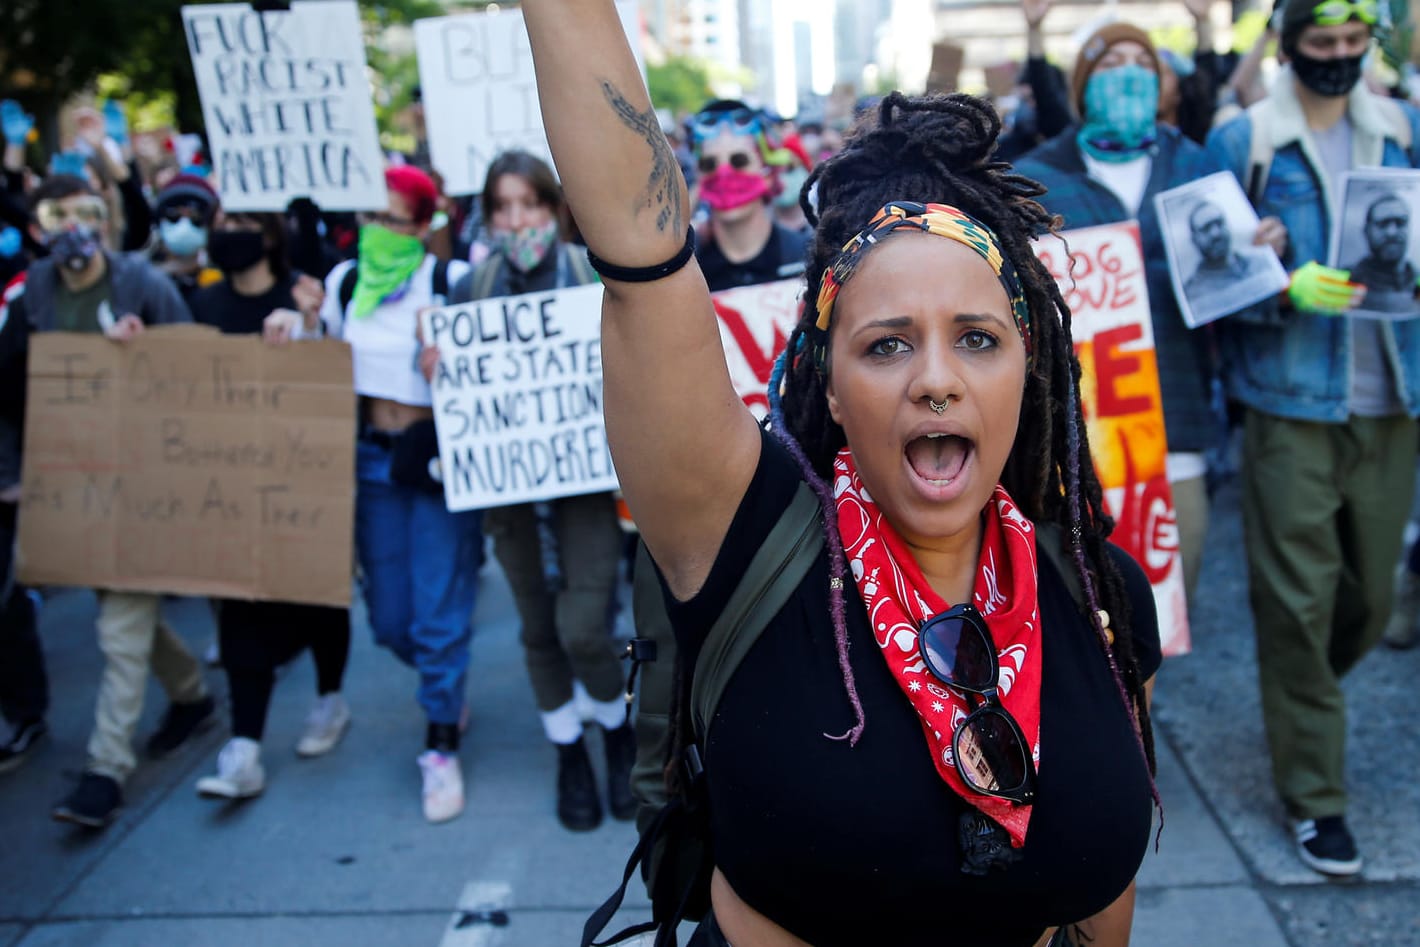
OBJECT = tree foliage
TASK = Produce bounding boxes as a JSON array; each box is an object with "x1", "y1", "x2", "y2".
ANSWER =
[{"x1": 647, "y1": 55, "x2": 715, "y2": 118}]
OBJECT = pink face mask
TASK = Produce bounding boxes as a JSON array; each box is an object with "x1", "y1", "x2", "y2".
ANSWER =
[{"x1": 699, "y1": 166, "x2": 770, "y2": 212}]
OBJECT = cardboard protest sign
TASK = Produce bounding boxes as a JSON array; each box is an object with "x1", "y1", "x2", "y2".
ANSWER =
[
  {"x1": 711, "y1": 279, "x2": 804, "y2": 419},
  {"x1": 413, "y1": 2, "x2": 642, "y2": 195},
  {"x1": 182, "y1": 1, "x2": 387, "y2": 212},
  {"x1": 1155, "y1": 171, "x2": 1289, "y2": 328},
  {"x1": 1328, "y1": 168, "x2": 1420, "y2": 319},
  {"x1": 1034, "y1": 223, "x2": 1191, "y2": 656},
  {"x1": 18, "y1": 328, "x2": 356, "y2": 607},
  {"x1": 422, "y1": 284, "x2": 614, "y2": 511}
]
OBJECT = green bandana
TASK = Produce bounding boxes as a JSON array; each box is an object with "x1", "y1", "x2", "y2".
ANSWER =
[{"x1": 352, "y1": 224, "x2": 425, "y2": 318}]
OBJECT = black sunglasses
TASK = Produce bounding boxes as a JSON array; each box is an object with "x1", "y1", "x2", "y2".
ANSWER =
[
  {"x1": 918, "y1": 603, "x2": 1037, "y2": 804},
  {"x1": 697, "y1": 152, "x2": 754, "y2": 175}
]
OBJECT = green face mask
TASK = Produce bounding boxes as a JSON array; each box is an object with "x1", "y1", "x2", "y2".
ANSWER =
[{"x1": 351, "y1": 224, "x2": 425, "y2": 318}]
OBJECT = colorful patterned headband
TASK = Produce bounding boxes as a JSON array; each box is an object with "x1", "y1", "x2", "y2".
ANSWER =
[{"x1": 810, "y1": 201, "x2": 1032, "y2": 370}]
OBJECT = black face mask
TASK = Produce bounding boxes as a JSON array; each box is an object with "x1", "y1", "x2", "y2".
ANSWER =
[
  {"x1": 206, "y1": 230, "x2": 267, "y2": 273},
  {"x1": 1291, "y1": 50, "x2": 1365, "y2": 98}
]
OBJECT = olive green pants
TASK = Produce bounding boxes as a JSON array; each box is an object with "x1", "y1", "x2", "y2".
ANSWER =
[{"x1": 1241, "y1": 409, "x2": 1416, "y2": 819}]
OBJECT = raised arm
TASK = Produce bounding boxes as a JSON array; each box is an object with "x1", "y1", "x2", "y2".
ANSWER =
[{"x1": 523, "y1": 1, "x2": 762, "y2": 597}]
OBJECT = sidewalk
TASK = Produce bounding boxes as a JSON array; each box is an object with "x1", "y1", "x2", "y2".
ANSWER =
[{"x1": 0, "y1": 478, "x2": 1416, "y2": 946}]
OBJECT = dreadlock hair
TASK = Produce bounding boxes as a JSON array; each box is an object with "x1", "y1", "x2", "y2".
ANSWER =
[{"x1": 767, "y1": 92, "x2": 1158, "y2": 797}]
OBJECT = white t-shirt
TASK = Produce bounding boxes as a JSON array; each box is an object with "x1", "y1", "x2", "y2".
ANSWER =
[
  {"x1": 1082, "y1": 153, "x2": 1152, "y2": 217},
  {"x1": 313, "y1": 255, "x2": 471, "y2": 407}
]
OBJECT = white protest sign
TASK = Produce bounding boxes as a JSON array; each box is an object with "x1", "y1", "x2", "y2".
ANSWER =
[
  {"x1": 182, "y1": 1, "x2": 388, "y2": 212},
  {"x1": 413, "y1": 2, "x2": 643, "y2": 195},
  {"x1": 711, "y1": 279, "x2": 803, "y2": 419},
  {"x1": 422, "y1": 284, "x2": 614, "y2": 510}
]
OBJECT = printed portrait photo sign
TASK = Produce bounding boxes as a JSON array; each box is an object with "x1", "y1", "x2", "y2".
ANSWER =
[
  {"x1": 413, "y1": 2, "x2": 643, "y2": 196},
  {"x1": 1154, "y1": 171, "x2": 1289, "y2": 329},
  {"x1": 182, "y1": 1, "x2": 389, "y2": 211},
  {"x1": 1033, "y1": 222, "x2": 1191, "y2": 657},
  {"x1": 1328, "y1": 168, "x2": 1420, "y2": 320}
]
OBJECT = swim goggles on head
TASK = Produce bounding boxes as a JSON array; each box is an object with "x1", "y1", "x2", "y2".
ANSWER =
[
  {"x1": 690, "y1": 106, "x2": 764, "y2": 142},
  {"x1": 1310, "y1": 0, "x2": 1379, "y2": 26}
]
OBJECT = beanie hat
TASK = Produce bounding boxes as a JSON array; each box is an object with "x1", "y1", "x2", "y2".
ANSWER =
[
  {"x1": 1070, "y1": 22, "x2": 1158, "y2": 117},
  {"x1": 1278, "y1": 0, "x2": 1373, "y2": 54},
  {"x1": 384, "y1": 165, "x2": 438, "y2": 226},
  {"x1": 155, "y1": 173, "x2": 219, "y2": 220}
]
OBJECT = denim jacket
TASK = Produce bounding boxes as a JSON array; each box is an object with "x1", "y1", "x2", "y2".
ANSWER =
[
  {"x1": 1016, "y1": 124, "x2": 1223, "y2": 453},
  {"x1": 1206, "y1": 67, "x2": 1420, "y2": 422}
]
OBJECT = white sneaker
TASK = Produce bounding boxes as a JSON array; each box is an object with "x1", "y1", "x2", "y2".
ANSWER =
[
  {"x1": 296, "y1": 693, "x2": 351, "y2": 758},
  {"x1": 417, "y1": 750, "x2": 464, "y2": 823},
  {"x1": 196, "y1": 738, "x2": 266, "y2": 799}
]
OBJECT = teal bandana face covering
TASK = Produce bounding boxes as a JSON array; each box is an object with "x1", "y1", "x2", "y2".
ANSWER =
[{"x1": 1077, "y1": 64, "x2": 1159, "y2": 163}]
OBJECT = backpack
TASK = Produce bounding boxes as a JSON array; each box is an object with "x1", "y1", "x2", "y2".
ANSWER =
[
  {"x1": 336, "y1": 257, "x2": 452, "y2": 314},
  {"x1": 582, "y1": 480, "x2": 1091, "y2": 947}
]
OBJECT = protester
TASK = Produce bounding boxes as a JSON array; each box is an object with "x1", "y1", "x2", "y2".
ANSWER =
[
  {"x1": 1156, "y1": 0, "x2": 1232, "y2": 145},
  {"x1": 994, "y1": 0, "x2": 1075, "y2": 163},
  {"x1": 305, "y1": 166, "x2": 480, "y2": 824},
  {"x1": 188, "y1": 210, "x2": 353, "y2": 800},
  {"x1": 0, "y1": 269, "x2": 48, "y2": 775},
  {"x1": 151, "y1": 173, "x2": 222, "y2": 309},
  {"x1": 525, "y1": 4, "x2": 1162, "y2": 943},
  {"x1": 439, "y1": 151, "x2": 633, "y2": 833},
  {"x1": 2, "y1": 174, "x2": 210, "y2": 828},
  {"x1": 1, "y1": 101, "x2": 44, "y2": 289},
  {"x1": 1015, "y1": 20, "x2": 1283, "y2": 599},
  {"x1": 70, "y1": 106, "x2": 151, "y2": 254},
  {"x1": 1207, "y1": 0, "x2": 1420, "y2": 877},
  {"x1": 689, "y1": 99, "x2": 809, "y2": 291}
]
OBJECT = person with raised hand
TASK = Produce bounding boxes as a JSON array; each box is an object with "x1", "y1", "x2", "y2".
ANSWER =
[{"x1": 523, "y1": 4, "x2": 1160, "y2": 945}]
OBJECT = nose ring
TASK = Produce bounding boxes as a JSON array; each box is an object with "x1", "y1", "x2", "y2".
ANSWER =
[{"x1": 929, "y1": 398, "x2": 950, "y2": 415}]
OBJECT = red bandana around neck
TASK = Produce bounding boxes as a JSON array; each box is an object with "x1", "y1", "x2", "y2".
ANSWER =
[{"x1": 832, "y1": 448, "x2": 1044, "y2": 847}]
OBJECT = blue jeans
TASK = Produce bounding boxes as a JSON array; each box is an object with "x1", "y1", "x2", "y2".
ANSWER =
[{"x1": 356, "y1": 440, "x2": 483, "y2": 726}]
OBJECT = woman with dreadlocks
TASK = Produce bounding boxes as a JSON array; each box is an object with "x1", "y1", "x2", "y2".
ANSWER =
[{"x1": 524, "y1": 4, "x2": 1160, "y2": 945}]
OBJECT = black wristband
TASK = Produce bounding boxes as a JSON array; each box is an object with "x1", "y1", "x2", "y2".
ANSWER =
[{"x1": 585, "y1": 226, "x2": 696, "y2": 283}]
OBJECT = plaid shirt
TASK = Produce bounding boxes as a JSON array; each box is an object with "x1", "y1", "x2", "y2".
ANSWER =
[{"x1": 1016, "y1": 125, "x2": 1224, "y2": 454}]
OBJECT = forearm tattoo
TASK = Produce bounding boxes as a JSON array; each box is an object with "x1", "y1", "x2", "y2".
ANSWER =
[{"x1": 600, "y1": 80, "x2": 685, "y2": 234}]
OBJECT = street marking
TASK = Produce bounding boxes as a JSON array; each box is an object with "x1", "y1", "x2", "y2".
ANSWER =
[{"x1": 438, "y1": 880, "x2": 513, "y2": 947}]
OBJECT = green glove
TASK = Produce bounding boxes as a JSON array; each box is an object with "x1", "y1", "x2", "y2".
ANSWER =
[{"x1": 1288, "y1": 261, "x2": 1365, "y2": 315}]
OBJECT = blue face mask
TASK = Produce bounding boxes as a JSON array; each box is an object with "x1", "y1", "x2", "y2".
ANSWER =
[
  {"x1": 159, "y1": 217, "x2": 208, "y2": 257},
  {"x1": 1077, "y1": 64, "x2": 1159, "y2": 163}
]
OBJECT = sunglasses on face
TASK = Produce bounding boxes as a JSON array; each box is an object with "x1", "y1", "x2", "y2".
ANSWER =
[
  {"x1": 159, "y1": 201, "x2": 210, "y2": 225},
  {"x1": 35, "y1": 197, "x2": 107, "y2": 231},
  {"x1": 697, "y1": 152, "x2": 756, "y2": 175},
  {"x1": 691, "y1": 107, "x2": 762, "y2": 141},
  {"x1": 1311, "y1": 0, "x2": 1379, "y2": 25},
  {"x1": 918, "y1": 603, "x2": 1037, "y2": 805}
]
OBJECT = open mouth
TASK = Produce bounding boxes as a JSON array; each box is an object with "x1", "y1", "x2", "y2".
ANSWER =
[{"x1": 905, "y1": 433, "x2": 972, "y2": 487}]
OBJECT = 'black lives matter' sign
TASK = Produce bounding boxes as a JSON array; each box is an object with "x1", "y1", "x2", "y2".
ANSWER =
[{"x1": 182, "y1": 2, "x2": 388, "y2": 212}]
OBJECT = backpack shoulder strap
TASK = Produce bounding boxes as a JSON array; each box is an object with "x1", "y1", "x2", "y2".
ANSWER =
[
  {"x1": 431, "y1": 258, "x2": 451, "y2": 300},
  {"x1": 566, "y1": 244, "x2": 601, "y2": 287},
  {"x1": 337, "y1": 264, "x2": 359, "y2": 314},
  {"x1": 690, "y1": 481, "x2": 825, "y2": 739},
  {"x1": 1244, "y1": 99, "x2": 1275, "y2": 206},
  {"x1": 1372, "y1": 95, "x2": 1414, "y2": 153},
  {"x1": 1035, "y1": 521, "x2": 1086, "y2": 614},
  {"x1": 471, "y1": 254, "x2": 506, "y2": 301}
]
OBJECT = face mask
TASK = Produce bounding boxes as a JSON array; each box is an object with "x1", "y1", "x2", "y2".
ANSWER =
[
  {"x1": 46, "y1": 225, "x2": 101, "y2": 271},
  {"x1": 699, "y1": 165, "x2": 770, "y2": 212},
  {"x1": 159, "y1": 218, "x2": 208, "y2": 257},
  {"x1": 1077, "y1": 64, "x2": 1159, "y2": 163},
  {"x1": 492, "y1": 218, "x2": 560, "y2": 273},
  {"x1": 207, "y1": 230, "x2": 266, "y2": 274},
  {"x1": 774, "y1": 167, "x2": 809, "y2": 210},
  {"x1": 350, "y1": 224, "x2": 426, "y2": 318},
  {"x1": 1290, "y1": 50, "x2": 1365, "y2": 97}
]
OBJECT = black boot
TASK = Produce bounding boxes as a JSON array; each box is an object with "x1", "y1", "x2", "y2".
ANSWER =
[
  {"x1": 602, "y1": 722, "x2": 637, "y2": 821},
  {"x1": 555, "y1": 738, "x2": 602, "y2": 831}
]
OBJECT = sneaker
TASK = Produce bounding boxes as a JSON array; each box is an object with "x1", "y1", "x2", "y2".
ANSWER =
[
  {"x1": 602, "y1": 722, "x2": 637, "y2": 821},
  {"x1": 1384, "y1": 566, "x2": 1420, "y2": 649},
  {"x1": 418, "y1": 750, "x2": 464, "y2": 823},
  {"x1": 296, "y1": 694, "x2": 351, "y2": 758},
  {"x1": 1293, "y1": 815, "x2": 1364, "y2": 877},
  {"x1": 146, "y1": 695, "x2": 217, "y2": 759},
  {"x1": 52, "y1": 772, "x2": 123, "y2": 829},
  {"x1": 196, "y1": 738, "x2": 266, "y2": 799},
  {"x1": 0, "y1": 719, "x2": 48, "y2": 775},
  {"x1": 555, "y1": 737, "x2": 603, "y2": 831}
]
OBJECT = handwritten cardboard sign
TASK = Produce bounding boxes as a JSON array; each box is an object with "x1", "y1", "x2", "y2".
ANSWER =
[
  {"x1": 182, "y1": 1, "x2": 388, "y2": 211},
  {"x1": 422, "y1": 284, "x2": 613, "y2": 510},
  {"x1": 413, "y1": 2, "x2": 642, "y2": 195},
  {"x1": 18, "y1": 328, "x2": 356, "y2": 607},
  {"x1": 1035, "y1": 222, "x2": 1191, "y2": 656}
]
